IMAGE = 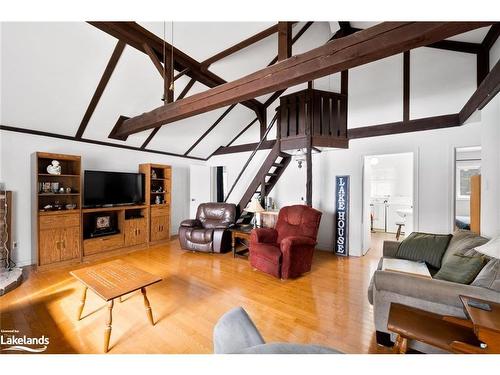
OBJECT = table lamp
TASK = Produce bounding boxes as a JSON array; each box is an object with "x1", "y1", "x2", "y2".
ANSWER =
[{"x1": 244, "y1": 198, "x2": 265, "y2": 228}]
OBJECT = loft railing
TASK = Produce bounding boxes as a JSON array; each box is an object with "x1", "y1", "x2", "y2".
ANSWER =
[{"x1": 224, "y1": 111, "x2": 278, "y2": 203}]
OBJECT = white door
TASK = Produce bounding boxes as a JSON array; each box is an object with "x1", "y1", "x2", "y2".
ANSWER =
[{"x1": 190, "y1": 165, "x2": 212, "y2": 218}]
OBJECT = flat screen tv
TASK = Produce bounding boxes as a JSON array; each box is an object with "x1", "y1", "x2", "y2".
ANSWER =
[{"x1": 84, "y1": 170, "x2": 145, "y2": 207}]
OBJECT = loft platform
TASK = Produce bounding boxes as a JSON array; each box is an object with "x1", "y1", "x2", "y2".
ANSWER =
[{"x1": 277, "y1": 88, "x2": 349, "y2": 152}]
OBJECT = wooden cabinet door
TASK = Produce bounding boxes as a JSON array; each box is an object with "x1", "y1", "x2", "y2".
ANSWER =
[
  {"x1": 125, "y1": 219, "x2": 148, "y2": 246},
  {"x1": 60, "y1": 226, "x2": 80, "y2": 261},
  {"x1": 39, "y1": 229, "x2": 61, "y2": 265},
  {"x1": 151, "y1": 215, "x2": 169, "y2": 242},
  {"x1": 124, "y1": 220, "x2": 137, "y2": 247},
  {"x1": 135, "y1": 219, "x2": 148, "y2": 244}
]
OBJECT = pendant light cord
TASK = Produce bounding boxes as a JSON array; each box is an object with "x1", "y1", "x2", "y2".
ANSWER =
[{"x1": 170, "y1": 21, "x2": 174, "y2": 93}]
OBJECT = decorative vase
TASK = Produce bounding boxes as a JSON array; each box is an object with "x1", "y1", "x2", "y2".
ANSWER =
[{"x1": 47, "y1": 160, "x2": 61, "y2": 175}]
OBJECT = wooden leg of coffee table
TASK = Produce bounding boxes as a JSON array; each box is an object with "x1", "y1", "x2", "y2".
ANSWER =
[
  {"x1": 393, "y1": 335, "x2": 401, "y2": 353},
  {"x1": 77, "y1": 286, "x2": 87, "y2": 320},
  {"x1": 104, "y1": 300, "x2": 114, "y2": 353},
  {"x1": 399, "y1": 337, "x2": 408, "y2": 354},
  {"x1": 141, "y1": 287, "x2": 154, "y2": 325},
  {"x1": 393, "y1": 335, "x2": 408, "y2": 354},
  {"x1": 232, "y1": 234, "x2": 236, "y2": 258}
]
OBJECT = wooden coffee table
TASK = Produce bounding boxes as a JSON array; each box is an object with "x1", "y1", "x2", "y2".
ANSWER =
[
  {"x1": 387, "y1": 296, "x2": 500, "y2": 354},
  {"x1": 70, "y1": 259, "x2": 162, "y2": 352}
]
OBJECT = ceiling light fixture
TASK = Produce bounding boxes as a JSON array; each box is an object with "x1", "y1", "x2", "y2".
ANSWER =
[{"x1": 290, "y1": 148, "x2": 318, "y2": 169}]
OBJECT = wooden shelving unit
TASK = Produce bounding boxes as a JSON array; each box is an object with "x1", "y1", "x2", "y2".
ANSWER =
[
  {"x1": 32, "y1": 152, "x2": 82, "y2": 269},
  {"x1": 31, "y1": 155, "x2": 172, "y2": 269},
  {"x1": 139, "y1": 163, "x2": 172, "y2": 244}
]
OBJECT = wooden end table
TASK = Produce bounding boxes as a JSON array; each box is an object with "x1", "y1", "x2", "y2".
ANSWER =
[
  {"x1": 229, "y1": 226, "x2": 253, "y2": 258},
  {"x1": 70, "y1": 259, "x2": 162, "y2": 352},
  {"x1": 387, "y1": 296, "x2": 500, "y2": 354}
]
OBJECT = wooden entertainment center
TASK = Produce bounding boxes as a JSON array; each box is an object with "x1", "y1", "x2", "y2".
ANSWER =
[{"x1": 32, "y1": 152, "x2": 171, "y2": 270}]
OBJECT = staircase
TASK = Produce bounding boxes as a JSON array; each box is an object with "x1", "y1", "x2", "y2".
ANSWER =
[
  {"x1": 236, "y1": 141, "x2": 291, "y2": 214},
  {"x1": 224, "y1": 112, "x2": 292, "y2": 223}
]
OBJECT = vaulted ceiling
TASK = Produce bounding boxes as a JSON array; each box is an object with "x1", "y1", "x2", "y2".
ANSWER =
[{"x1": 0, "y1": 22, "x2": 497, "y2": 160}]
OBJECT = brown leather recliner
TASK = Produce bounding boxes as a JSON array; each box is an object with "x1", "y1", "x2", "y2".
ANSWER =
[{"x1": 178, "y1": 203, "x2": 236, "y2": 253}]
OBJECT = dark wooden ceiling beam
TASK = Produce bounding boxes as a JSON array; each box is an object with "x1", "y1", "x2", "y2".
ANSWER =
[
  {"x1": 459, "y1": 59, "x2": 500, "y2": 124},
  {"x1": 140, "y1": 77, "x2": 196, "y2": 149},
  {"x1": 2, "y1": 124, "x2": 207, "y2": 161},
  {"x1": 184, "y1": 104, "x2": 237, "y2": 155},
  {"x1": 142, "y1": 42, "x2": 173, "y2": 103},
  {"x1": 348, "y1": 114, "x2": 460, "y2": 139},
  {"x1": 403, "y1": 51, "x2": 410, "y2": 122},
  {"x1": 278, "y1": 22, "x2": 293, "y2": 61},
  {"x1": 225, "y1": 117, "x2": 259, "y2": 147},
  {"x1": 268, "y1": 22, "x2": 313, "y2": 66},
  {"x1": 88, "y1": 21, "x2": 264, "y2": 115},
  {"x1": 482, "y1": 23, "x2": 500, "y2": 50},
  {"x1": 426, "y1": 39, "x2": 483, "y2": 54},
  {"x1": 113, "y1": 22, "x2": 489, "y2": 138},
  {"x1": 213, "y1": 140, "x2": 276, "y2": 155},
  {"x1": 333, "y1": 26, "x2": 484, "y2": 55},
  {"x1": 75, "y1": 40, "x2": 126, "y2": 139},
  {"x1": 201, "y1": 24, "x2": 280, "y2": 68}
]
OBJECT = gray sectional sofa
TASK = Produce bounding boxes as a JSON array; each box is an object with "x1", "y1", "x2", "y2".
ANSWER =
[{"x1": 368, "y1": 230, "x2": 500, "y2": 353}]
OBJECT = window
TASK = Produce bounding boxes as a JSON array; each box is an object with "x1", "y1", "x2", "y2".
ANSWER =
[{"x1": 456, "y1": 163, "x2": 480, "y2": 200}]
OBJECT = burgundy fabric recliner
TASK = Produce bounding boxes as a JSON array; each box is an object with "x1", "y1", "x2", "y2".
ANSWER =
[{"x1": 249, "y1": 205, "x2": 322, "y2": 279}]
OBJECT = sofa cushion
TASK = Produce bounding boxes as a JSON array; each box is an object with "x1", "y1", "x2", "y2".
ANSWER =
[
  {"x1": 434, "y1": 254, "x2": 486, "y2": 284},
  {"x1": 441, "y1": 230, "x2": 489, "y2": 266},
  {"x1": 471, "y1": 258, "x2": 500, "y2": 291},
  {"x1": 396, "y1": 232, "x2": 452, "y2": 269}
]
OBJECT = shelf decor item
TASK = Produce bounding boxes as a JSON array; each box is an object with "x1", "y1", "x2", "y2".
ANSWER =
[
  {"x1": 47, "y1": 160, "x2": 62, "y2": 175},
  {"x1": 51, "y1": 182, "x2": 60, "y2": 193}
]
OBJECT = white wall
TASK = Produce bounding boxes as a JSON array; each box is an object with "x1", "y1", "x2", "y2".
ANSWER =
[
  {"x1": 480, "y1": 95, "x2": 500, "y2": 238},
  {"x1": 0, "y1": 130, "x2": 203, "y2": 266}
]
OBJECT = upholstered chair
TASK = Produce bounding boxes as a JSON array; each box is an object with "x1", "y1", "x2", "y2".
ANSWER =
[
  {"x1": 249, "y1": 205, "x2": 322, "y2": 279},
  {"x1": 179, "y1": 203, "x2": 236, "y2": 253}
]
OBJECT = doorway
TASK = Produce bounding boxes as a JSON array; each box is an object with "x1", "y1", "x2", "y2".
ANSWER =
[
  {"x1": 454, "y1": 146, "x2": 481, "y2": 232},
  {"x1": 363, "y1": 152, "x2": 414, "y2": 254},
  {"x1": 189, "y1": 165, "x2": 228, "y2": 218}
]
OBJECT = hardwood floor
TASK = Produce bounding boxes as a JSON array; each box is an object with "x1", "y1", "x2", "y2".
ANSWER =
[{"x1": 0, "y1": 233, "x2": 395, "y2": 354}]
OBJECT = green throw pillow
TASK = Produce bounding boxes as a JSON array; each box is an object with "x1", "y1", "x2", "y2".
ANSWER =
[
  {"x1": 396, "y1": 232, "x2": 452, "y2": 269},
  {"x1": 434, "y1": 254, "x2": 486, "y2": 284}
]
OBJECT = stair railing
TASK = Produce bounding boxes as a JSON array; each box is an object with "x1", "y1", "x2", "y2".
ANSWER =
[{"x1": 224, "y1": 111, "x2": 279, "y2": 203}]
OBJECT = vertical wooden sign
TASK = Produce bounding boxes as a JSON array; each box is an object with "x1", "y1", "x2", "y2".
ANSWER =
[{"x1": 335, "y1": 175, "x2": 349, "y2": 256}]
